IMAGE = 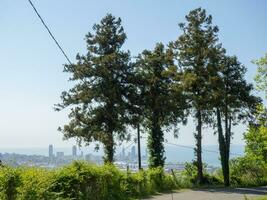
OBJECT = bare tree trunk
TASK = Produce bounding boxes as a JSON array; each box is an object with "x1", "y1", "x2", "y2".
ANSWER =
[
  {"x1": 148, "y1": 109, "x2": 165, "y2": 168},
  {"x1": 104, "y1": 131, "x2": 114, "y2": 163},
  {"x1": 216, "y1": 107, "x2": 230, "y2": 187},
  {"x1": 196, "y1": 109, "x2": 203, "y2": 184},
  {"x1": 224, "y1": 114, "x2": 231, "y2": 187},
  {"x1": 137, "y1": 123, "x2": 142, "y2": 170}
]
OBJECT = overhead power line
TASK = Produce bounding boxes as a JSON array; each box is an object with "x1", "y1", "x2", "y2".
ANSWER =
[
  {"x1": 140, "y1": 136, "x2": 242, "y2": 157},
  {"x1": 164, "y1": 141, "x2": 243, "y2": 157},
  {"x1": 27, "y1": 0, "x2": 72, "y2": 65}
]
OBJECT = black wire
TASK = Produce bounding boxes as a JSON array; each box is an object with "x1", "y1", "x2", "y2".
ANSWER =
[
  {"x1": 140, "y1": 136, "x2": 242, "y2": 156},
  {"x1": 27, "y1": 0, "x2": 72, "y2": 65},
  {"x1": 164, "y1": 141, "x2": 243, "y2": 156}
]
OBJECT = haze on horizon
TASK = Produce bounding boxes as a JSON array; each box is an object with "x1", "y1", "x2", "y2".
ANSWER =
[{"x1": 0, "y1": 0, "x2": 266, "y2": 148}]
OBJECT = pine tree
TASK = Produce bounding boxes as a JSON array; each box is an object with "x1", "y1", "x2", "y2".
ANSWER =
[
  {"x1": 135, "y1": 43, "x2": 186, "y2": 168},
  {"x1": 212, "y1": 55, "x2": 260, "y2": 186},
  {"x1": 172, "y1": 8, "x2": 219, "y2": 184},
  {"x1": 55, "y1": 14, "x2": 131, "y2": 163}
]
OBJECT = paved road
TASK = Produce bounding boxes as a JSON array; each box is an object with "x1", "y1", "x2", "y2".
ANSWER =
[{"x1": 144, "y1": 186, "x2": 267, "y2": 200}]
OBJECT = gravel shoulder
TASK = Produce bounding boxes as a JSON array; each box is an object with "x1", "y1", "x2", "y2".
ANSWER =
[{"x1": 143, "y1": 186, "x2": 267, "y2": 200}]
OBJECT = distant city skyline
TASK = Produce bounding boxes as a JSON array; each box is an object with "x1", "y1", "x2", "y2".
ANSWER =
[
  {"x1": 0, "y1": 0, "x2": 266, "y2": 148},
  {"x1": 0, "y1": 144, "x2": 245, "y2": 167}
]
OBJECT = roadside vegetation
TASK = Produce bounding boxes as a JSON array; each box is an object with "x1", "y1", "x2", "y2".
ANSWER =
[
  {"x1": 0, "y1": 6, "x2": 266, "y2": 200},
  {"x1": 0, "y1": 161, "x2": 177, "y2": 200}
]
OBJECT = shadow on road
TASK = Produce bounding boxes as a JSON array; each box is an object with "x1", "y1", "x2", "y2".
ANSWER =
[{"x1": 192, "y1": 186, "x2": 267, "y2": 196}]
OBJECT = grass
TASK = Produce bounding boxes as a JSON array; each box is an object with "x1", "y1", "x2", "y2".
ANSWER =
[{"x1": 244, "y1": 196, "x2": 267, "y2": 200}]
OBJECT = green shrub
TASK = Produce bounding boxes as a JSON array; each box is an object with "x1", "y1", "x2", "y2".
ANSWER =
[
  {"x1": 0, "y1": 161, "x2": 178, "y2": 200},
  {"x1": 49, "y1": 161, "x2": 125, "y2": 200},
  {"x1": 147, "y1": 167, "x2": 164, "y2": 192},
  {"x1": 124, "y1": 167, "x2": 177, "y2": 198},
  {"x1": 230, "y1": 156, "x2": 267, "y2": 187},
  {"x1": 180, "y1": 162, "x2": 223, "y2": 186},
  {"x1": 124, "y1": 169, "x2": 149, "y2": 198},
  {"x1": 172, "y1": 170, "x2": 193, "y2": 188},
  {"x1": 17, "y1": 167, "x2": 54, "y2": 200},
  {"x1": 147, "y1": 167, "x2": 176, "y2": 192},
  {"x1": 0, "y1": 166, "x2": 21, "y2": 200}
]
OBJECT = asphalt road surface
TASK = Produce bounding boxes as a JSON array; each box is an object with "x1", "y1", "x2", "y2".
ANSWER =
[{"x1": 144, "y1": 186, "x2": 267, "y2": 200}]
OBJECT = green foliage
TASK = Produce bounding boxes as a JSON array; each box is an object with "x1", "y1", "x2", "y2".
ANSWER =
[
  {"x1": 125, "y1": 167, "x2": 176, "y2": 198},
  {"x1": 180, "y1": 162, "x2": 222, "y2": 186},
  {"x1": 17, "y1": 167, "x2": 54, "y2": 200},
  {"x1": 213, "y1": 54, "x2": 260, "y2": 186},
  {"x1": 0, "y1": 162, "x2": 178, "y2": 200},
  {"x1": 231, "y1": 105, "x2": 267, "y2": 187},
  {"x1": 245, "y1": 124, "x2": 267, "y2": 162},
  {"x1": 135, "y1": 43, "x2": 187, "y2": 168},
  {"x1": 227, "y1": 104, "x2": 267, "y2": 188},
  {"x1": 172, "y1": 7, "x2": 221, "y2": 184},
  {"x1": 254, "y1": 197, "x2": 267, "y2": 200},
  {"x1": 0, "y1": 166, "x2": 20, "y2": 200},
  {"x1": 55, "y1": 14, "x2": 132, "y2": 163},
  {"x1": 50, "y1": 162, "x2": 125, "y2": 200},
  {"x1": 170, "y1": 162, "x2": 223, "y2": 188},
  {"x1": 244, "y1": 104, "x2": 267, "y2": 163},
  {"x1": 124, "y1": 169, "x2": 151, "y2": 197},
  {"x1": 253, "y1": 54, "x2": 267, "y2": 99},
  {"x1": 229, "y1": 156, "x2": 267, "y2": 187}
]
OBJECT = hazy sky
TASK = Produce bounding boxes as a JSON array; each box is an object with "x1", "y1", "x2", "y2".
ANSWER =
[{"x1": 0, "y1": 0, "x2": 266, "y2": 148}]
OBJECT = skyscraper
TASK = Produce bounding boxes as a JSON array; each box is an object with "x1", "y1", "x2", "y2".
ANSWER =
[
  {"x1": 49, "y1": 144, "x2": 53, "y2": 158},
  {"x1": 56, "y1": 152, "x2": 64, "y2": 158},
  {"x1": 72, "y1": 145, "x2": 77, "y2": 157},
  {"x1": 122, "y1": 147, "x2": 125, "y2": 160},
  {"x1": 131, "y1": 145, "x2": 136, "y2": 161}
]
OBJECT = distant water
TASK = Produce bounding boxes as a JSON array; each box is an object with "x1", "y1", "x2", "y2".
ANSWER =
[
  {"x1": 0, "y1": 145, "x2": 244, "y2": 167},
  {"x1": 164, "y1": 145, "x2": 244, "y2": 167}
]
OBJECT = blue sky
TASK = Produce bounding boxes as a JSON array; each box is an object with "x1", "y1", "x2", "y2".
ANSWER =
[{"x1": 0, "y1": 0, "x2": 266, "y2": 148}]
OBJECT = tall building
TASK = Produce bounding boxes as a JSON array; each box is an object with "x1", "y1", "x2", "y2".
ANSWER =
[
  {"x1": 131, "y1": 145, "x2": 136, "y2": 161},
  {"x1": 85, "y1": 153, "x2": 92, "y2": 161},
  {"x1": 56, "y1": 152, "x2": 64, "y2": 158},
  {"x1": 122, "y1": 147, "x2": 125, "y2": 160},
  {"x1": 49, "y1": 144, "x2": 53, "y2": 158},
  {"x1": 72, "y1": 145, "x2": 77, "y2": 157}
]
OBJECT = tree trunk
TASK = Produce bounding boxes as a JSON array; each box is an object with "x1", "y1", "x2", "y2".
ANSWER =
[
  {"x1": 148, "y1": 110, "x2": 165, "y2": 168},
  {"x1": 137, "y1": 123, "x2": 142, "y2": 170},
  {"x1": 104, "y1": 131, "x2": 114, "y2": 163},
  {"x1": 195, "y1": 109, "x2": 203, "y2": 184},
  {"x1": 224, "y1": 114, "x2": 231, "y2": 187},
  {"x1": 223, "y1": 154, "x2": 230, "y2": 187},
  {"x1": 216, "y1": 107, "x2": 230, "y2": 187}
]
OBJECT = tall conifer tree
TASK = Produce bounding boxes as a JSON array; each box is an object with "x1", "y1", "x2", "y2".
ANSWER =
[
  {"x1": 173, "y1": 8, "x2": 219, "y2": 183},
  {"x1": 135, "y1": 43, "x2": 187, "y2": 167},
  {"x1": 211, "y1": 55, "x2": 260, "y2": 186},
  {"x1": 55, "y1": 14, "x2": 131, "y2": 163}
]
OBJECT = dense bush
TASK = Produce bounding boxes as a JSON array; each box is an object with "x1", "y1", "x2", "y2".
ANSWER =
[
  {"x1": 0, "y1": 161, "x2": 177, "y2": 200},
  {"x1": 50, "y1": 162, "x2": 126, "y2": 200},
  {"x1": 18, "y1": 167, "x2": 62, "y2": 200},
  {"x1": 229, "y1": 156, "x2": 267, "y2": 187},
  {"x1": 0, "y1": 166, "x2": 20, "y2": 200},
  {"x1": 176, "y1": 162, "x2": 222, "y2": 187}
]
